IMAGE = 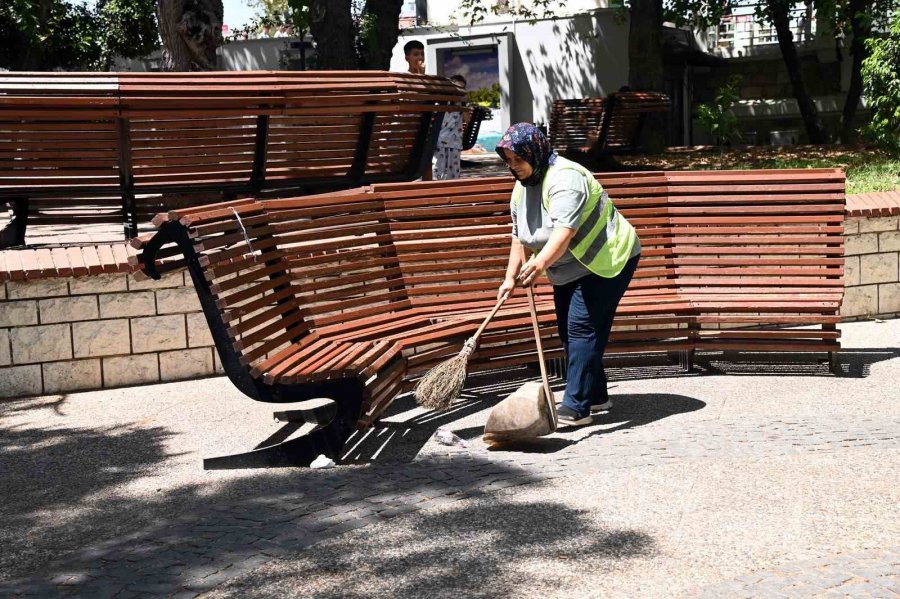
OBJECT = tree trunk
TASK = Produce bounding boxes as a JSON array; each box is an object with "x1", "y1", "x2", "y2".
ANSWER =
[
  {"x1": 628, "y1": 0, "x2": 666, "y2": 152},
  {"x1": 158, "y1": 0, "x2": 191, "y2": 70},
  {"x1": 766, "y1": 0, "x2": 829, "y2": 143},
  {"x1": 840, "y1": 0, "x2": 870, "y2": 143},
  {"x1": 157, "y1": 0, "x2": 223, "y2": 71},
  {"x1": 627, "y1": 0, "x2": 664, "y2": 91},
  {"x1": 359, "y1": 0, "x2": 404, "y2": 70},
  {"x1": 309, "y1": 0, "x2": 357, "y2": 70}
]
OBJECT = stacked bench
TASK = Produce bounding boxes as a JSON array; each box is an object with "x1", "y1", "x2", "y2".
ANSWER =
[
  {"x1": 135, "y1": 167, "x2": 845, "y2": 468},
  {"x1": 462, "y1": 105, "x2": 493, "y2": 151},
  {"x1": 548, "y1": 91, "x2": 671, "y2": 168},
  {"x1": 0, "y1": 71, "x2": 464, "y2": 247}
]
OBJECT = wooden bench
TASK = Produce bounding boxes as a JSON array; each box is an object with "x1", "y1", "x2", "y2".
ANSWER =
[
  {"x1": 134, "y1": 167, "x2": 844, "y2": 469},
  {"x1": 548, "y1": 92, "x2": 671, "y2": 168},
  {"x1": 0, "y1": 71, "x2": 463, "y2": 248}
]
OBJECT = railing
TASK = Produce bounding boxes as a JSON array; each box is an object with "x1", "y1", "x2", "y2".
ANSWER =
[{"x1": 709, "y1": 4, "x2": 816, "y2": 55}]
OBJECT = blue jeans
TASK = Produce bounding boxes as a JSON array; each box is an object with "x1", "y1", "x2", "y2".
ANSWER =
[{"x1": 554, "y1": 255, "x2": 640, "y2": 417}]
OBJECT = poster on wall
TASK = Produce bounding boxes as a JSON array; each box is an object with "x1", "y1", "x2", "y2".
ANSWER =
[{"x1": 442, "y1": 46, "x2": 503, "y2": 151}]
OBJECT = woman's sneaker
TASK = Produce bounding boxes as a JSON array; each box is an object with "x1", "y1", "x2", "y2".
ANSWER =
[
  {"x1": 591, "y1": 399, "x2": 613, "y2": 413},
  {"x1": 557, "y1": 405, "x2": 593, "y2": 427}
]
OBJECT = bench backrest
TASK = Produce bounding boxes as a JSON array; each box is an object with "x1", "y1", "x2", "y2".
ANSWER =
[
  {"x1": 548, "y1": 98, "x2": 608, "y2": 154},
  {"x1": 548, "y1": 92, "x2": 672, "y2": 156},
  {"x1": 665, "y1": 169, "x2": 846, "y2": 298},
  {"x1": 0, "y1": 71, "x2": 463, "y2": 240},
  {"x1": 370, "y1": 172, "x2": 676, "y2": 305},
  {"x1": 600, "y1": 92, "x2": 671, "y2": 152},
  {"x1": 0, "y1": 75, "x2": 123, "y2": 228}
]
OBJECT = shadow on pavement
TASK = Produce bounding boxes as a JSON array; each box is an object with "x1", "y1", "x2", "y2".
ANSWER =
[
  {"x1": 476, "y1": 393, "x2": 708, "y2": 453},
  {"x1": 343, "y1": 366, "x2": 706, "y2": 461},
  {"x1": 208, "y1": 495, "x2": 657, "y2": 599},
  {"x1": 832, "y1": 348, "x2": 900, "y2": 378},
  {"x1": 695, "y1": 348, "x2": 900, "y2": 379},
  {"x1": 0, "y1": 421, "x2": 176, "y2": 582},
  {"x1": 1, "y1": 394, "x2": 72, "y2": 415},
  {"x1": 0, "y1": 432, "x2": 557, "y2": 594},
  {"x1": 581, "y1": 393, "x2": 706, "y2": 440}
]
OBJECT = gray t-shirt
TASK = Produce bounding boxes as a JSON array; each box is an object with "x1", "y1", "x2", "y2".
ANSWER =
[{"x1": 511, "y1": 169, "x2": 641, "y2": 285}]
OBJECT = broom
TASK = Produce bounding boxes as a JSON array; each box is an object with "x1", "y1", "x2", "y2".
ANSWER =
[{"x1": 414, "y1": 286, "x2": 515, "y2": 411}]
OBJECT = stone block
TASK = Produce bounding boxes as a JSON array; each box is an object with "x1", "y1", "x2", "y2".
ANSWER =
[
  {"x1": 0, "y1": 283, "x2": 5, "y2": 300},
  {"x1": 0, "y1": 365, "x2": 42, "y2": 398},
  {"x1": 159, "y1": 348, "x2": 213, "y2": 381},
  {"x1": 11, "y1": 323, "x2": 72, "y2": 364},
  {"x1": 858, "y1": 215, "x2": 899, "y2": 233},
  {"x1": 879, "y1": 230, "x2": 900, "y2": 252},
  {"x1": 843, "y1": 217, "x2": 860, "y2": 235},
  {"x1": 0, "y1": 300, "x2": 38, "y2": 327},
  {"x1": 213, "y1": 350, "x2": 225, "y2": 374},
  {"x1": 186, "y1": 313, "x2": 213, "y2": 347},
  {"x1": 860, "y1": 252, "x2": 899, "y2": 285},
  {"x1": 69, "y1": 274, "x2": 127, "y2": 295},
  {"x1": 99, "y1": 292, "x2": 156, "y2": 319},
  {"x1": 879, "y1": 282, "x2": 900, "y2": 314},
  {"x1": 128, "y1": 272, "x2": 185, "y2": 290},
  {"x1": 840, "y1": 284, "x2": 878, "y2": 318},
  {"x1": 130, "y1": 314, "x2": 186, "y2": 353},
  {"x1": 72, "y1": 319, "x2": 130, "y2": 358},
  {"x1": 0, "y1": 329, "x2": 9, "y2": 366},
  {"x1": 6, "y1": 278, "x2": 68, "y2": 300},
  {"x1": 42, "y1": 359, "x2": 102, "y2": 394},
  {"x1": 38, "y1": 295, "x2": 99, "y2": 324},
  {"x1": 843, "y1": 255, "x2": 860, "y2": 287},
  {"x1": 156, "y1": 287, "x2": 201, "y2": 315},
  {"x1": 844, "y1": 233, "x2": 878, "y2": 256},
  {"x1": 103, "y1": 354, "x2": 159, "y2": 388}
]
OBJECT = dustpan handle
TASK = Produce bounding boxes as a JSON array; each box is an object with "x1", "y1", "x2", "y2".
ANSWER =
[{"x1": 521, "y1": 248, "x2": 558, "y2": 431}]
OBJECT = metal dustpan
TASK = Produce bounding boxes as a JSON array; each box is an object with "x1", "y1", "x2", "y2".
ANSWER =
[{"x1": 483, "y1": 279, "x2": 558, "y2": 446}]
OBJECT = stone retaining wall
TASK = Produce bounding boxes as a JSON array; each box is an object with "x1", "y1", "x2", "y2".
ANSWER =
[
  {"x1": 842, "y1": 216, "x2": 900, "y2": 320},
  {"x1": 0, "y1": 272, "x2": 221, "y2": 398}
]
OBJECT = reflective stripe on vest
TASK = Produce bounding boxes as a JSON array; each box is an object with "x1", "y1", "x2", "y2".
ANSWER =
[{"x1": 511, "y1": 156, "x2": 637, "y2": 278}]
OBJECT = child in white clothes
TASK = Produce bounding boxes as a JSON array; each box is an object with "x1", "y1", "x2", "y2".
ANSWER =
[{"x1": 434, "y1": 75, "x2": 467, "y2": 180}]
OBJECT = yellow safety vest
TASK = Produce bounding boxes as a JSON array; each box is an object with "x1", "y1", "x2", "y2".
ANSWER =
[{"x1": 512, "y1": 156, "x2": 638, "y2": 278}]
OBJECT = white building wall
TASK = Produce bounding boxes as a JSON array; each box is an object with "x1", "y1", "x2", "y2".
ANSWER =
[
  {"x1": 113, "y1": 38, "x2": 301, "y2": 72},
  {"x1": 425, "y1": 0, "x2": 615, "y2": 27},
  {"x1": 219, "y1": 38, "x2": 295, "y2": 70},
  {"x1": 392, "y1": 11, "x2": 629, "y2": 127}
]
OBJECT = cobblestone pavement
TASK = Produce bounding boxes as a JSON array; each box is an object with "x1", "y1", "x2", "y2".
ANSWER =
[
  {"x1": 694, "y1": 548, "x2": 900, "y2": 598},
  {"x1": 1, "y1": 320, "x2": 898, "y2": 598}
]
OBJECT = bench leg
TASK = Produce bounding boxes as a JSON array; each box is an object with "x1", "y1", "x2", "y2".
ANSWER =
[
  {"x1": 203, "y1": 421, "x2": 350, "y2": 470},
  {"x1": 0, "y1": 198, "x2": 28, "y2": 248},
  {"x1": 203, "y1": 386, "x2": 361, "y2": 470},
  {"x1": 828, "y1": 351, "x2": 839, "y2": 375}
]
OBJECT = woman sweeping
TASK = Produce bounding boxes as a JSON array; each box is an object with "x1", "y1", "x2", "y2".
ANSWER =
[{"x1": 496, "y1": 124, "x2": 641, "y2": 427}]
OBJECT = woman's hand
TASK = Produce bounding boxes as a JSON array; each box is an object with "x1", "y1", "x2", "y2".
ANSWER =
[
  {"x1": 518, "y1": 255, "x2": 547, "y2": 287},
  {"x1": 497, "y1": 276, "x2": 516, "y2": 301}
]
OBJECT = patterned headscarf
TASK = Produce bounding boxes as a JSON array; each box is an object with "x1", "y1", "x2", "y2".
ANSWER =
[{"x1": 496, "y1": 123, "x2": 558, "y2": 187}]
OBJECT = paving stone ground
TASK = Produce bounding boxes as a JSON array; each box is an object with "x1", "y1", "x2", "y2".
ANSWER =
[{"x1": 1, "y1": 319, "x2": 898, "y2": 598}]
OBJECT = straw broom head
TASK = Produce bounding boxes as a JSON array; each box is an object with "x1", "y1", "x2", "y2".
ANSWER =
[{"x1": 414, "y1": 337, "x2": 477, "y2": 411}]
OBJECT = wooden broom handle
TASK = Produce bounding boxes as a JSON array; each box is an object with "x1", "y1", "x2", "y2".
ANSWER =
[
  {"x1": 470, "y1": 287, "x2": 512, "y2": 346},
  {"x1": 521, "y1": 247, "x2": 557, "y2": 429}
]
